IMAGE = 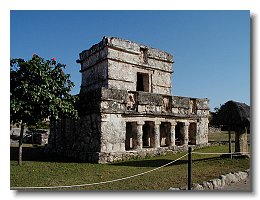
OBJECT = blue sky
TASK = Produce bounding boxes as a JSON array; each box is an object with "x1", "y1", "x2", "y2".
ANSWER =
[{"x1": 10, "y1": 10, "x2": 250, "y2": 111}]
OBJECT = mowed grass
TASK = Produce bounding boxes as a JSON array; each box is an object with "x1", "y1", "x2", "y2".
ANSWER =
[
  {"x1": 208, "y1": 131, "x2": 250, "y2": 143},
  {"x1": 10, "y1": 143, "x2": 250, "y2": 190}
]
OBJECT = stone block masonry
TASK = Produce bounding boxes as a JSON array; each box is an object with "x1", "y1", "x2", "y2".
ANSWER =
[{"x1": 47, "y1": 37, "x2": 210, "y2": 163}]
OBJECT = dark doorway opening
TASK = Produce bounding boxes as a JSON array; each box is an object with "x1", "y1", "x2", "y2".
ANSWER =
[
  {"x1": 142, "y1": 121, "x2": 155, "y2": 148},
  {"x1": 125, "y1": 122, "x2": 137, "y2": 150},
  {"x1": 160, "y1": 122, "x2": 171, "y2": 147},
  {"x1": 175, "y1": 122, "x2": 184, "y2": 146},
  {"x1": 136, "y1": 72, "x2": 149, "y2": 92},
  {"x1": 188, "y1": 122, "x2": 197, "y2": 145}
]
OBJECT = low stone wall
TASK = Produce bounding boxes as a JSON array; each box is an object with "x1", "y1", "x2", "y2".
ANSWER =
[
  {"x1": 193, "y1": 169, "x2": 250, "y2": 190},
  {"x1": 208, "y1": 126, "x2": 221, "y2": 133},
  {"x1": 169, "y1": 169, "x2": 250, "y2": 190},
  {"x1": 10, "y1": 128, "x2": 49, "y2": 145}
]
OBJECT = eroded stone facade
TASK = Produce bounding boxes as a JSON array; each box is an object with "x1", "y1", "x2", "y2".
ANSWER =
[{"x1": 47, "y1": 37, "x2": 210, "y2": 163}]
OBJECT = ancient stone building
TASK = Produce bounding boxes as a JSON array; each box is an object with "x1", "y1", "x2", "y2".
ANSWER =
[{"x1": 47, "y1": 37, "x2": 210, "y2": 163}]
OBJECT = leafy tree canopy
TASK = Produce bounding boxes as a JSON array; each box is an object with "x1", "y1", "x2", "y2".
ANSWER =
[{"x1": 10, "y1": 54, "x2": 78, "y2": 126}]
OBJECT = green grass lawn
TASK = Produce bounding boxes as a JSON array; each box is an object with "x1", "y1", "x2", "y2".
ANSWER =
[
  {"x1": 10, "y1": 144, "x2": 250, "y2": 190},
  {"x1": 208, "y1": 131, "x2": 250, "y2": 144}
]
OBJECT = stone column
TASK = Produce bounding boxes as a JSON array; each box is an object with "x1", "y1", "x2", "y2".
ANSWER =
[
  {"x1": 170, "y1": 121, "x2": 177, "y2": 146},
  {"x1": 136, "y1": 121, "x2": 145, "y2": 150},
  {"x1": 154, "y1": 121, "x2": 161, "y2": 148},
  {"x1": 184, "y1": 122, "x2": 190, "y2": 145}
]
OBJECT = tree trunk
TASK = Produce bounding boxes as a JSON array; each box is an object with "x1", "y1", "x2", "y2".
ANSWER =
[
  {"x1": 18, "y1": 123, "x2": 25, "y2": 166},
  {"x1": 228, "y1": 127, "x2": 232, "y2": 159}
]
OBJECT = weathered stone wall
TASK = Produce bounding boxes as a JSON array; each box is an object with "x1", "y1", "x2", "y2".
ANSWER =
[
  {"x1": 47, "y1": 37, "x2": 210, "y2": 163},
  {"x1": 98, "y1": 88, "x2": 209, "y2": 117},
  {"x1": 172, "y1": 96, "x2": 190, "y2": 116},
  {"x1": 196, "y1": 118, "x2": 209, "y2": 144},
  {"x1": 47, "y1": 88, "x2": 209, "y2": 162},
  {"x1": 79, "y1": 37, "x2": 108, "y2": 63},
  {"x1": 47, "y1": 88, "x2": 103, "y2": 159},
  {"x1": 78, "y1": 89, "x2": 101, "y2": 115},
  {"x1": 47, "y1": 114, "x2": 101, "y2": 159},
  {"x1": 107, "y1": 59, "x2": 153, "y2": 92},
  {"x1": 106, "y1": 42, "x2": 172, "y2": 95},
  {"x1": 100, "y1": 114, "x2": 125, "y2": 152},
  {"x1": 81, "y1": 60, "x2": 108, "y2": 91},
  {"x1": 98, "y1": 143, "x2": 211, "y2": 163},
  {"x1": 11, "y1": 128, "x2": 49, "y2": 145},
  {"x1": 78, "y1": 37, "x2": 173, "y2": 95},
  {"x1": 106, "y1": 37, "x2": 173, "y2": 64},
  {"x1": 152, "y1": 70, "x2": 172, "y2": 95},
  {"x1": 100, "y1": 88, "x2": 209, "y2": 149}
]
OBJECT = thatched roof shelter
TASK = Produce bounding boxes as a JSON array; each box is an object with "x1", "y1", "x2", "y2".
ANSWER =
[
  {"x1": 211, "y1": 100, "x2": 250, "y2": 155},
  {"x1": 212, "y1": 100, "x2": 250, "y2": 128}
]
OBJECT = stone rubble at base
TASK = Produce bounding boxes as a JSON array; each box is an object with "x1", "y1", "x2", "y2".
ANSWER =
[{"x1": 190, "y1": 169, "x2": 250, "y2": 190}]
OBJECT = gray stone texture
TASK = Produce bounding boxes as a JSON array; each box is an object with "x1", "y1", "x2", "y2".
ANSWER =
[
  {"x1": 191, "y1": 170, "x2": 250, "y2": 190},
  {"x1": 47, "y1": 37, "x2": 210, "y2": 163}
]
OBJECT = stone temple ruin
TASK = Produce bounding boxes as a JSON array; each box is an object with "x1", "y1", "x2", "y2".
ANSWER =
[{"x1": 47, "y1": 37, "x2": 210, "y2": 163}]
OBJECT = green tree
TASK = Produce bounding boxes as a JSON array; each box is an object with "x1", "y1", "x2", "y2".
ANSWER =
[{"x1": 10, "y1": 54, "x2": 78, "y2": 165}]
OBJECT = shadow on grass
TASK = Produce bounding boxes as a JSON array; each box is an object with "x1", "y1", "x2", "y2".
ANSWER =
[
  {"x1": 11, "y1": 146, "x2": 244, "y2": 166},
  {"x1": 110, "y1": 159, "x2": 187, "y2": 167},
  {"x1": 10, "y1": 146, "x2": 82, "y2": 163},
  {"x1": 110, "y1": 156, "x2": 229, "y2": 168},
  {"x1": 208, "y1": 141, "x2": 235, "y2": 143}
]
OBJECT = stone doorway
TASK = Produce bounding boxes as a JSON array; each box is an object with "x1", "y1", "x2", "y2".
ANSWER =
[
  {"x1": 160, "y1": 122, "x2": 171, "y2": 147},
  {"x1": 175, "y1": 122, "x2": 185, "y2": 146},
  {"x1": 142, "y1": 121, "x2": 155, "y2": 148},
  {"x1": 188, "y1": 122, "x2": 197, "y2": 145},
  {"x1": 125, "y1": 122, "x2": 138, "y2": 150}
]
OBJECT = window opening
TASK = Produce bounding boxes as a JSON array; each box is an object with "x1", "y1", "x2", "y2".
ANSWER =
[{"x1": 136, "y1": 72, "x2": 149, "y2": 92}]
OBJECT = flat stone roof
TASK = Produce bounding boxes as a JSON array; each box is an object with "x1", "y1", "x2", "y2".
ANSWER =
[{"x1": 79, "y1": 36, "x2": 173, "y2": 63}]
